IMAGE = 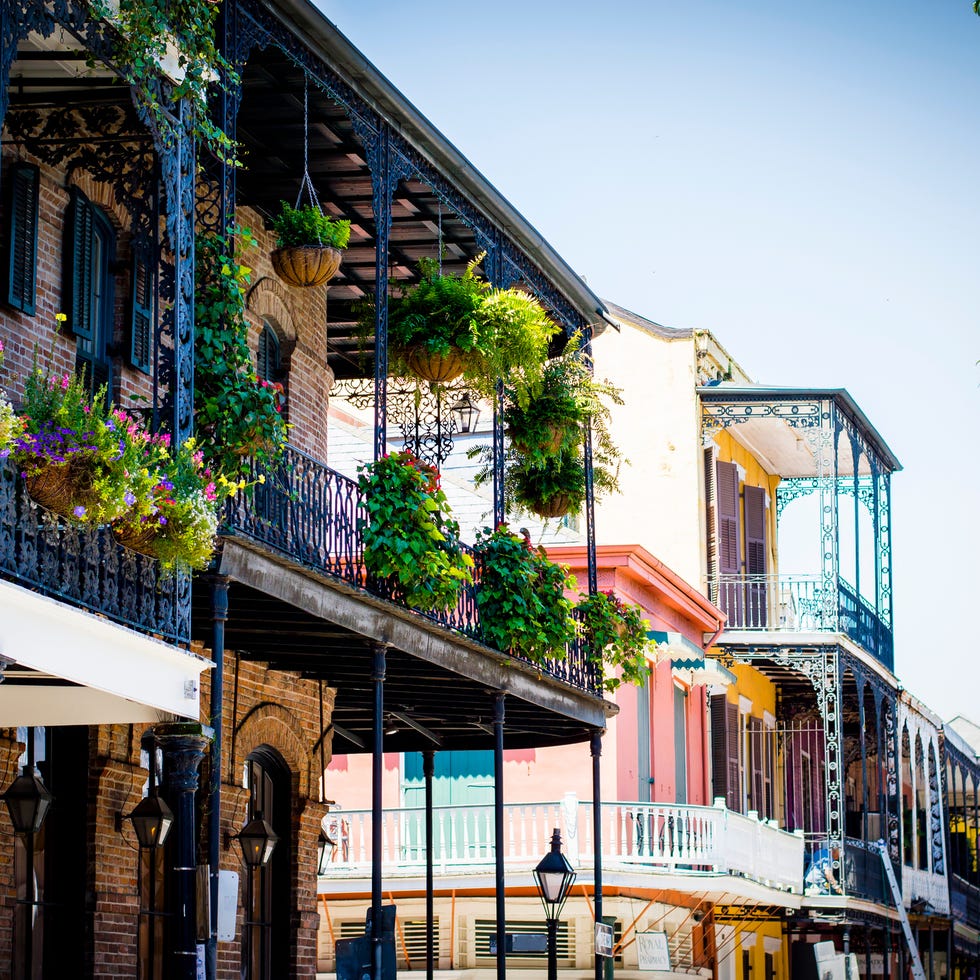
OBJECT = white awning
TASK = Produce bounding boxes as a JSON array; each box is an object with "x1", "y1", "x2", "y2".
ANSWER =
[{"x1": 0, "y1": 579, "x2": 210, "y2": 725}]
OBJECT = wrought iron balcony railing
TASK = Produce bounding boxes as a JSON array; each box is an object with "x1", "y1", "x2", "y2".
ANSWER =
[
  {"x1": 951, "y1": 874, "x2": 980, "y2": 927},
  {"x1": 709, "y1": 573, "x2": 893, "y2": 669},
  {"x1": 0, "y1": 456, "x2": 189, "y2": 644},
  {"x1": 318, "y1": 797, "x2": 805, "y2": 894},
  {"x1": 224, "y1": 445, "x2": 602, "y2": 697}
]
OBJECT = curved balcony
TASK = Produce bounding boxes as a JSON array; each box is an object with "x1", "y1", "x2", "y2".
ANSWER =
[
  {"x1": 222, "y1": 444, "x2": 602, "y2": 698},
  {"x1": 318, "y1": 797, "x2": 804, "y2": 895}
]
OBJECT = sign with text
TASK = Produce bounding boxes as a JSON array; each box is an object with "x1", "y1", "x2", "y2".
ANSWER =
[
  {"x1": 595, "y1": 922, "x2": 615, "y2": 957},
  {"x1": 636, "y1": 931, "x2": 671, "y2": 971}
]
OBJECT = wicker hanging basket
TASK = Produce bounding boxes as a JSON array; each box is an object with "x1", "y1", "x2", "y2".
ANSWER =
[
  {"x1": 271, "y1": 245, "x2": 342, "y2": 288},
  {"x1": 24, "y1": 459, "x2": 97, "y2": 520},
  {"x1": 112, "y1": 522, "x2": 161, "y2": 557},
  {"x1": 509, "y1": 421, "x2": 572, "y2": 458},
  {"x1": 529, "y1": 493, "x2": 575, "y2": 520},
  {"x1": 405, "y1": 347, "x2": 467, "y2": 384}
]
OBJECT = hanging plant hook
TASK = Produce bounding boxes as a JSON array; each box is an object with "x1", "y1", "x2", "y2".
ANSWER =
[{"x1": 295, "y1": 73, "x2": 324, "y2": 221}]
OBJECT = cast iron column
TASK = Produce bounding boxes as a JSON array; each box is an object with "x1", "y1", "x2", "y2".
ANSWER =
[
  {"x1": 157, "y1": 722, "x2": 210, "y2": 980},
  {"x1": 592, "y1": 730, "x2": 604, "y2": 980},
  {"x1": 884, "y1": 924, "x2": 892, "y2": 980},
  {"x1": 206, "y1": 576, "x2": 228, "y2": 980},
  {"x1": 371, "y1": 643, "x2": 387, "y2": 980},
  {"x1": 424, "y1": 749, "x2": 435, "y2": 980},
  {"x1": 493, "y1": 693, "x2": 506, "y2": 980}
]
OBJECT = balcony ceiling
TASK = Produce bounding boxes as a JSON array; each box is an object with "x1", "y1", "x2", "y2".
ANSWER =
[
  {"x1": 699, "y1": 385, "x2": 902, "y2": 478},
  {"x1": 192, "y1": 555, "x2": 612, "y2": 754}
]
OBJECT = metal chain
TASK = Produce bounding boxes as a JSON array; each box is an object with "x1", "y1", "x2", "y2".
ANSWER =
[{"x1": 295, "y1": 73, "x2": 324, "y2": 221}]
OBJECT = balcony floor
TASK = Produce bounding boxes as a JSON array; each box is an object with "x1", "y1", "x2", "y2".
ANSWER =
[{"x1": 194, "y1": 537, "x2": 613, "y2": 753}]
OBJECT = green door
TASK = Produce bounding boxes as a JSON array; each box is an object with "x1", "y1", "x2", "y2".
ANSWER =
[{"x1": 402, "y1": 751, "x2": 495, "y2": 862}]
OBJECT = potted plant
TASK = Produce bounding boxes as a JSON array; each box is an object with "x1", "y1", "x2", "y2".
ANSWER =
[
  {"x1": 13, "y1": 355, "x2": 141, "y2": 524},
  {"x1": 112, "y1": 437, "x2": 230, "y2": 571},
  {"x1": 575, "y1": 590, "x2": 653, "y2": 692},
  {"x1": 357, "y1": 451, "x2": 474, "y2": 613},
  {"x1": 472, "y1": 525, "x2": 575, "y2": 663},
  {"x1": 382, "y1": 256, "x2": 557, "y2": 399},
  {"x1": 270, "y1": 202, "x2": 351, "y2": 288},
  {"x1": 504, "y1": 342, "x2": 623, "y2": 462},
  {"x1": 195, "y1": 229, "x2": 289, "y2": 479},
  {"x1": 385, "y1": 256, "x2": 489, "y2": 383}
]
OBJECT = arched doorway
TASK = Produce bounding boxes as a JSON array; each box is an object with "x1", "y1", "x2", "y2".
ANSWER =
[{"x1": 243, "y1": 746, "x2": 292, "y2": 980}]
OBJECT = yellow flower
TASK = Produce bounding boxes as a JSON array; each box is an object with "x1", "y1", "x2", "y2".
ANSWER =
[
  {"x1": 55, "y1": 312, "x2": 67, "y2": 323},
  {"x1": 257, "y1": 474, "x2": 266, "y2": 484}
]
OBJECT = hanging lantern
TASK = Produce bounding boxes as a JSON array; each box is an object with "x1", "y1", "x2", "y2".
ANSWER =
[
  {"x1": 450, "y1": 393, "x2": 481, "y2": 434},
  {"x1": 128, "y1": 792, "x2": 175, "y2": 849},
  {"x1": 3, "y1": 765, "x2": 53, "y2": 835},
  {"x1": 237, "y1": 813, "x2": 278, "y2": 868}
]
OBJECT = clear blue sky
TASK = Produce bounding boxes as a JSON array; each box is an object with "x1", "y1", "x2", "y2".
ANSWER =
[{"x1": 320, "y1": 0, "x2": 980, "y2": 722}]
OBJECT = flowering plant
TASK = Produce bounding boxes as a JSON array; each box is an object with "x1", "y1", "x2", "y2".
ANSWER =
[
  {"x1": 113, "y1": 437, "x2": 231, "y2": 570},
  {"x1": 472, "y1": 525, "x2": 576, "y2": 663},
  {"x1": 575, "y1": 590, "x2": 652, "y2": 692},
  {"x1": 357, "y1": 450, "x2": 473, "y2": 612},
  {"x1": 13, "y1": 354, "x2": 141, "y2": 524}
]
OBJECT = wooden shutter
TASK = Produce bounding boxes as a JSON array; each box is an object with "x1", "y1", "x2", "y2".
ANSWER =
[
  {"x1": 716, "y1": 460, "x2": 742, "y2": 625},
  {"x1": 744, "y1": 484, "x2": 767, "y2": 626},
  {"x1": 129, "y1": 241, "x2": 153, "y2": 373},
  {"x1": 63, "y1": 188, "x2": 95, "y2": 342},
  {"x1": 6, "y1": 163, "x2": 39, "y2": 315},
  {"x1": 711, "y1": 695, "x2": 741, "y2": 812}
]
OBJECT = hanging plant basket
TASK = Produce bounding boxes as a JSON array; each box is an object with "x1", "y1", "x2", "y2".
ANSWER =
[
  {"x1": 529, "y1": 493, "x2": 575, "y2": 520},
  {"x1": 270, "y1": 245, "x2": 342, "y2": 288},
  {"x1": 404, "y1": 346, "x2": 467, "y2": 384},
  {"x1": 509, "y1": 421, "x2": 572, "y2": 457},
  {"x1": 24, "y1": 459, "x2": 97, "y2": 520},
  {"x1": 112, "y1": 522, "x2": 161, "y2": 557}
]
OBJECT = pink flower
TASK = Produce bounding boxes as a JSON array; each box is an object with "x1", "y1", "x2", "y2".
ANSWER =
[{"x1": 61, "y1": 374, "x2": 70, "y2": 390}]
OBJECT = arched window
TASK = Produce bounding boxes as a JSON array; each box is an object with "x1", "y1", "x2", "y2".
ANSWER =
[{"x1": 243, "y1": 747, "x2": 291, "y2": 980}]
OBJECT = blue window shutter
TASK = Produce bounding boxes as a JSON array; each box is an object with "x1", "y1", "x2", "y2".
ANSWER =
[
  {"x1": 6, "y1": 163, "x2": 39, "y2": 315},
  {"x1": 63, "y1": 188, "x2": 94, "y2": 341},
  {"x1": 129, "y1": 241, "x2": 153, "y2": 373},
  {"x1": 257, "y1": 322, "x2": 280, "y2": 382}
]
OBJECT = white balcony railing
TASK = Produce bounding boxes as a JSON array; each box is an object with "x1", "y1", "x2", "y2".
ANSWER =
[
  {"x1": 320, "y1": 796, "x2": 804, "y2": 894},
  {"x1": 902, "y1": 865, "x2": 950, "y2": 915}
]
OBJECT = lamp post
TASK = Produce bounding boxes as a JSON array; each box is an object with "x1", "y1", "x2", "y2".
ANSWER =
[
  {"x1": 231, "y1": 812, "x2": 278, "y2": 974},
  {"x1": 533, "y1": 828, "x2": 576, "y2": 980},
  {"x1": 3, "y1": 731, "x2": 53, "y2": 980}
]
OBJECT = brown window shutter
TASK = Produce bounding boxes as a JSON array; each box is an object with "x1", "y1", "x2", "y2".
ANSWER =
[
  {"x1": 710, "y1": 694, "x2": 730, "y2": 806},
  {"x1": 716, "y1": 460, "x2": 742, "y2": 624},
  {"x1": 744, "y1": 485, "x2": 767, "y2": 626}
]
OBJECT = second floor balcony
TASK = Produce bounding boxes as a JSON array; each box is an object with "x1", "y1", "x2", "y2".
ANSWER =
[
  {"x1": 223, "y1": 444, "x2": 603, "y2": 699},
  {"x1": 700, "y1": 385, "x2": 902, "y2": 672},
  {"x1": 709, "y1": 572, "x2": 894, "y2": 667}
]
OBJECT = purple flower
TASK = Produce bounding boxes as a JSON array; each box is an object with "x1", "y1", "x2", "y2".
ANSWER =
[
  {"x1": 124, "y1": 491, "x2": 136, "y2": 506},
  {"x1": 73, "y1": 505, "x2": 87, "y2": 518}
]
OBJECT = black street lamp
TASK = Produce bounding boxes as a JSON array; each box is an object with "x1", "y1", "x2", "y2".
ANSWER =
[{"x1": 533, "y1": 827, "x2": 576, "y2": 980}]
